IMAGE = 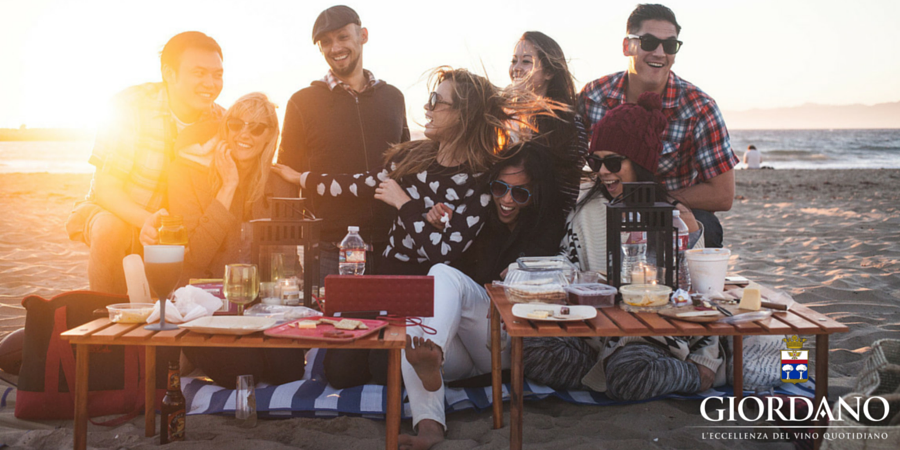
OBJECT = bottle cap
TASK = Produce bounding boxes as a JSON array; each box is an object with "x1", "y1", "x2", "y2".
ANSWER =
[
  {"x1": 348, "y1": 226, "x2": 359, "y2": 232},
  {"x1": 161, "y1": 215, "x2": 184, "y2": 227}
]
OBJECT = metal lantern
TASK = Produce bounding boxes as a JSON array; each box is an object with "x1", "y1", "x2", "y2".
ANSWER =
[
  {"x1": 250, "y1": 197, "x2": 322, "y2": 307},
  {"x1": 606, "y1": 182, "x2": 677, "y2": 290}
]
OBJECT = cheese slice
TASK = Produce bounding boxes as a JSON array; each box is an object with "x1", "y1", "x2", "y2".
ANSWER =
[
  {"x1": 335, "y1": 319, "x2": 363, "y2": 330},
  {"x1": 739, "y1": 284, "x2": 762, "y2": 311},
  {"x1": 296, "y1": 321, "x2": 317, "y2": 329}
]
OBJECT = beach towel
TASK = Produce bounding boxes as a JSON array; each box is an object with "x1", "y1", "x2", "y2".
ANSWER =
[{"x1": 182, "y1": 348, "x2": 816, "y2": 419}]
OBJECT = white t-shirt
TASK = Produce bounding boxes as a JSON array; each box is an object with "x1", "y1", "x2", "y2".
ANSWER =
[{"x1": 744, "y1": 148, "x2": 761, "y2": 169}]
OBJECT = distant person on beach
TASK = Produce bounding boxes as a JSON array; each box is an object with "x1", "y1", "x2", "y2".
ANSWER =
[
  {"x1": 64, "y1": 32, "x2": 224, "y2": 294},
  {"x1": 277, "y1": 5, "x2": 410, "y2": 280},
  {"x1": 577, "y1": 4, "x2": 738, "y2": 248},
  {"x1": 400, "y1": 142, "x2": 568, "y2": 450},
  {"x1": 140, "y1": 93, "x2": 305, "y2": 389},
  {"x1": 507, "y1": 31, "x2": 586, "y2": 214},
  {"x1": 743, "y1": 144, "x2": 762, "y2": 169}
]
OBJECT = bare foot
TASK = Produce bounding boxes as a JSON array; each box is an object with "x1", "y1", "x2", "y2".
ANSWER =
[
  {"x1": 405, "y1": 336, "x2": 443, "y2": 392},
  {"x1": 398, "y1": 419, "x2": 444, "y2": 450}
]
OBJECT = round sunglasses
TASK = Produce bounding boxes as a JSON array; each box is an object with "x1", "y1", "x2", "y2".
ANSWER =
[
  {"x1": 426, "y1": 91, "x2": 454, "y2": 111},
  {"x1": 626, "y1": 34, "x2": 683, "y2": 55},
  {"x1": 586, "y1": 154, "x2": 627, "y2": 173},
  {"x1": 225, "y1": 118, "x2": 269, "y2": 137},
  {"x1": 490, "y1": 180, "x2": 532, "y2": 204}
]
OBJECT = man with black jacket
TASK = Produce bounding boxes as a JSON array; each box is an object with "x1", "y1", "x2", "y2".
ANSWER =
[{"x1": 278, "y1": 5, "x2": 410, "y2": 278}]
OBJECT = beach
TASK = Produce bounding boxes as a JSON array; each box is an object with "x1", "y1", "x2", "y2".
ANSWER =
[{"x1": 1, "y1": 169, "x2": 898, "y2": 449}]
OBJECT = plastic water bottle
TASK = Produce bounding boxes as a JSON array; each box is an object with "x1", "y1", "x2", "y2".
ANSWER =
[
  {"x1": 621, "y1": 230, "x2": 647, "y2": 284},
  {"x1": 672, "y1": 209, "x2": 691, "y2": 291},
  {"x1": 338, "y1": 226, "x2": 366, "y2": 275}
]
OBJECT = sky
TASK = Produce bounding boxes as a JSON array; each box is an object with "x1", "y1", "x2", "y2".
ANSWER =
[{"x1": 1, "y1": 0, "x2": 898, "y2": 130}]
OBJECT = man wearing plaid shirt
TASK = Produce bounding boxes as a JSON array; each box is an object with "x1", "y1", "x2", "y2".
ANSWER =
[
  {"x1": 578, "y1": 4, "x2": 737, "y2": 247},
  {"x1": 65, "y1": 32, "x2": 224, "y2": 294}
]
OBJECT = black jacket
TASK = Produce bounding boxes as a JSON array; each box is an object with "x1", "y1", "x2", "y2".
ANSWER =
[{"x1": 278, "y1": 80, "x2": 410, "y2": 245}]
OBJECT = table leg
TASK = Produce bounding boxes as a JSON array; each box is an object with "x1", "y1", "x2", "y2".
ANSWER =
[
  {"x1": 510, "y1": 336, "x2": 523, "y2": 450},
  {"x1": 74, "y1": 344, "x2": 90, "y2": 450},
  {"x1": 386, "y1": 348, "x2": 401, "y2": 450},
  {"x1": 733, "y1": 335, "x2": 743, "y2": 402},
  {"x1": 814, "y1": 334, "x2": 829, "y2": 450},
  {"x1": 490, "y1": 303, "x2": 503, "y2": 430},
  {"x1": 145, "y1": 346, "x2": 156, "y2": 437}
]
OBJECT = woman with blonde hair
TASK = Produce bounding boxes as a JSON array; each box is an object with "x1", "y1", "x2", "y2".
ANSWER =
[
  {"x1": 144, "y1": 92, "x2": 305, "y2": 389},
  {"x1": 274, "y1": 67, "x2": 558, "y2": 389}
]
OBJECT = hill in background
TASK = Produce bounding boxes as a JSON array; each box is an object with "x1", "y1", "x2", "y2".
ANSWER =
[{"x1": 724, "y1": 101, "x2": 900, "y2": 130}]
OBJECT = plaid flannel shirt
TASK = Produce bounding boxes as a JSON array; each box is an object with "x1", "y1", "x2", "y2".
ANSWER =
[
  {"x1": 577, "y1": 71, "x2": 737, "y2": 191},
  {"x1": 322, "y1": 69, "x2": 379, "y2": 98},
  {"x1": 87, "y1": 82, "x2": 222, "y2": 211}
]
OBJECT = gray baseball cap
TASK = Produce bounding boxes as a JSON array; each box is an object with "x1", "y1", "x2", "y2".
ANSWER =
[{"x1": 312, "y1": 5, "x2": 361, "y2": 44}]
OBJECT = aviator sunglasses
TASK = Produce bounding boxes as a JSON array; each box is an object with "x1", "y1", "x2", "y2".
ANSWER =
[
  {"x1": 626, "y1": 34, "x2": 683, "y2": 55},
  {"x1": 426, "y1": 91, "x2": 454, "y2": 111},
  {"x1": 225, "y1": 118, "x2": 269, "y2": 137},
  {"x1": 586, "y1": 154, "x2": 627, "y2": 173},
  {"x1": 490, "y1": 180, "x2": 532, "y2": 204}
]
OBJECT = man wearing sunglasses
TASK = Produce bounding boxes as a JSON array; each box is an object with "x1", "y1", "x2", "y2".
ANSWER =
[
  {"x1": 577, "y1": 4, "x2": 737, "y2": 248},
  {"x1": 278, "y1": 5, "x2": 410, "y2": 279},
  {"x1": 65, "y1": 32, "x2": 225, "y2": 294}
]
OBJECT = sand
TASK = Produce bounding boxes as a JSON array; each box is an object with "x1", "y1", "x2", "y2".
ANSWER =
[{"x1": 1, "y1": 169, "x2": 899, "y2": 449}]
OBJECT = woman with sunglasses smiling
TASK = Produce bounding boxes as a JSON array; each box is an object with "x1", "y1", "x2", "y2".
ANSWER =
[
  {"x1": 400, "y1": 141, "x2": 568, "y2": 450},
  {"x1": 523, "y1": 93, "x2": 725, "y2": 403},
  {"x1": 273, "y1": 67, "x2": 555, "y2": 390},
  {"x1": 141, "y1": 93, "x2": 307, "y2": 389},
  {"x1": 508, "y1": 31, "x2": 585, "y2": 214}
]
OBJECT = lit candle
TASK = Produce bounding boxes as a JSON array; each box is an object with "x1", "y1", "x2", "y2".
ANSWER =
[
  {"x1": 280, "y1": 278, "x2": 300, "y2": 306},
  {"x1": 631, "y1": 266, "x2": 645, "y2": 284},
  {"x1": 645, "y1": 265, "x2": 658, "y2": 285}
]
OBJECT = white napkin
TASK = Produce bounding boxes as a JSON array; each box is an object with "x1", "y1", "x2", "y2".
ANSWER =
[
  {"x1": 147, "y1": 299, "x2": 186, "y2": 324},
  {"x1": 146, "y1": 286, "x2": 223, "y2": 324}
]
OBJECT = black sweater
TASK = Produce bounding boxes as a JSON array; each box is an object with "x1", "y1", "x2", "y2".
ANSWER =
[{"x1": 277, "y1": 80, "x2": 410, "y2": 244}]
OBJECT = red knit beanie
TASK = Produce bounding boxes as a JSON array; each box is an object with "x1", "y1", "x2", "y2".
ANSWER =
[{"x1": 589, "y1": 92, "x2": 667, "y2": 174}]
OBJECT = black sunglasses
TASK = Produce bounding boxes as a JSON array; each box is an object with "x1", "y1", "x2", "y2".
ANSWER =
[
  {"x1": 490, "y1": 180, "x2": 532, "y2": 204},
  {"x1": 586, "y1": 154, "x2": 626, "y2": 173},
  {"x1": 626, "y1": 34, "x2": 683, "y2": 55},
  {"x1": 225, "y1": 118, "x2": 269, "y2": 137},
  {"x1": 426, "y1": 91, "x2": 453, "y2": 111}
]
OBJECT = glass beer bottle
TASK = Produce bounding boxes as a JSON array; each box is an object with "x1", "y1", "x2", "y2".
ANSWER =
[
  {"x1": 158, "y1": 215, "x2": 188, "y2": 246},
  {"x1": 160, "y1": 360, "x2": 186, "y2": 444}
]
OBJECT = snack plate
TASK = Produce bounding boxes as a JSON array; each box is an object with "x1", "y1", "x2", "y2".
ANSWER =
[
  {"x1": 265, "y1": 318, "x2": 388, "y2": 342},
  {"x1": 658, "y1": 304, "x2": 771, "y2": 323},
  {"x1": 179, "y1": 316, "x2": 278, "y2": 335},
  {"x1": 511, "y1": 304, "x2": 597, "y2": 322}
]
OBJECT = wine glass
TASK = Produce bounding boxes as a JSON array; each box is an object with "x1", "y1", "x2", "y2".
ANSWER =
[
  {"x1": 224, "y1": 264, "x2": 259, "y2": 315},
  {"x1": 144, "y1": 245, "x2": 184, "y2": 331}
]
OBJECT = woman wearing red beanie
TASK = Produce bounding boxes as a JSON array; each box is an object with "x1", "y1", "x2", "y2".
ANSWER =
[{"x1": 523, "y1": 93, "x2": 726, "y2": 401}]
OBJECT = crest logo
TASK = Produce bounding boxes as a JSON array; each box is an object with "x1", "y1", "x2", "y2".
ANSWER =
[{"x1": 781, "y1": 336, "x2": 808, "y2": 384}]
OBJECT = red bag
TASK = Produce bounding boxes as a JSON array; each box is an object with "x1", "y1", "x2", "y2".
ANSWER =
[{"x1": 14, "y1": 291, "x2": 169, "y2": 421}]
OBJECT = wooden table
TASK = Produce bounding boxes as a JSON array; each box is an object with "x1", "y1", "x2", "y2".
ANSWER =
[
  {"x1": 61, "y1": 319, "x2": 406, "y2": 450},
  {"x1": 486, "y1": 285, "x2": 849, "y2": 450}
]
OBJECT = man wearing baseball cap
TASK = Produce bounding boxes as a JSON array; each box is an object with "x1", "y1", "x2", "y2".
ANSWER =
[{"x1": 278, "y1": 5, "x2": 410, "y2": 282}]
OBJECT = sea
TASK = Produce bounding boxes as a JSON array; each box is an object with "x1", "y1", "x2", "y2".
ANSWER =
[{"x1": 1, "y1": 129, "x2": 899, "y2": 173}]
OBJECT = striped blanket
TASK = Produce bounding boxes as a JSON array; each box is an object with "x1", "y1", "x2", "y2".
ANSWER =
[{"x1": 183, "y1": 349, "x2": 816, "y2": 419}]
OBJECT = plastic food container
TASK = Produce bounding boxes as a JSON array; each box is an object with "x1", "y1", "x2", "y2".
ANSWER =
[
  {"x1": 565, "y1": 283, "x2": 617, "y2": 308},
  {"x1": 504, "y1": 268, "x2": 569, "y2": 304},
  {"x1": 619, "y1": 284, "x2": 672, "y2": 307},
  {"x1": 107, "y1": 303, "x2": 155, "y2": 323},
  {"x1": 516, "y1": 256, "x2": 578, "y2": 283}
]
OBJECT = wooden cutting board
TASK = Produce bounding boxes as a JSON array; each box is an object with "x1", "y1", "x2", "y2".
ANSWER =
[{"x1": 658, "y1": 303, "x2": 769, "y2": 323}]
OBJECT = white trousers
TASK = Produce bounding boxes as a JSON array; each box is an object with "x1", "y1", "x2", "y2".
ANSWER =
[{"x1": 401, "y1": 264, "x2": 510, "y2": 429}]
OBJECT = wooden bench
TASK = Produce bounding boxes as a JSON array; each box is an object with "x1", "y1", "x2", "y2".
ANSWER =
[
  {"x1": 61, "y1": 319, "x2": 406, "y2": 450},
  {"x1": 486, "y1": 284, "x2": 849, "y2": 450}
]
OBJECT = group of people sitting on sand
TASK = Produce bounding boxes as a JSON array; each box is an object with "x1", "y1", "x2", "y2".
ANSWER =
[{"x1": 64, "y1": 4, "x2": 739, "y2": 448}]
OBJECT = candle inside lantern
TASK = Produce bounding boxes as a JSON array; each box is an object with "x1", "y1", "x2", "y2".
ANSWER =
[{"x1": 280, "y1": 278, "x2": 300, "y2": 306}]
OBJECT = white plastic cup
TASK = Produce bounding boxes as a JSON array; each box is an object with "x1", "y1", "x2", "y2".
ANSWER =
[{"x1": 685, "y1": 248, "x2": 731, "y2": 295}]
